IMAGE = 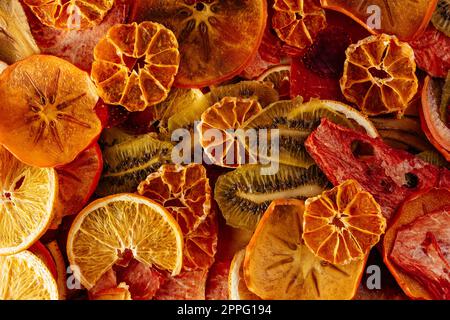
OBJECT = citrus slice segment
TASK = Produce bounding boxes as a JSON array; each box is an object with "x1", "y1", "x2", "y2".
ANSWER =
[
  {"x1": 23, "y1": 0, "x2": 115, "y2": 30},
  {"x1": 0, "y1": 251, "x2": 59, "y2": 300},
  {"x1": 0, "y1": 55, "x2": 101, "y2": 168},
  {"x1": 198, "y1": 97, "x2": 263, "y2": 168},
  {"x1": 228, "y1": 249, "x2": 260, "y2": 300},
  {"x1": 131, "y1": 0, "x2": 267, "y2": 88},
  {"x1": 321, "y1": 0, "x2": 438, "y2": 41},
  {"x1": 272, "y1": 0, "x2": 327, "y2": 50},
  {"x1": 257, "y1": 65, "x2": 291, "y2": 98},
  {"x1": 67, "y1": 193, "x2": 183, "y2": 289},
  {"x1": 91, "y1": 21, "x2": 180, "y2": 112},
  {"x1": 340, "y1": 34, "x2": 418, "y2": 116},
  {"x1": 244, "y1": 199, "x2": 367, "y2": 300},
  {"x1": 303, "y1": 180, "x2": 386, "y2": 265},
  {"x1": 0, "y1": 147, "x2": 57, "y2": 255}
]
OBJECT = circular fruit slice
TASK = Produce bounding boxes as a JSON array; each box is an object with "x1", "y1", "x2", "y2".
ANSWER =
[
  {"x1": 23, "y1": 0, "x2": 114, "y2": 30},
  {"x1": 0, "y1": 251, "x2": 59, "y2": 300},
  {"x1": 272, "y1": 0, "x2": 327, "y2": 50},
  {"x1": 0, "y1": 55, "x2": 101, "y2": 168},
  {"x1": 321, "y1": 0, "x2": 438, "y2": 41},
  {"x1": 67, "y1": 193, "x2": 183, "y2": 289},
  {"x1": 303, "y1": 180, "x2": 386, "y2": 265},
  {"x1": 340, "y1": 34, "x2": 418, "y2": 116},
  {"x1": 91, "y1": 21, "x2": 180, "y2": 112},
  {"x1": 228, "y1": 249, "x2": 260, "y2": 300},
  {"x1": 198, "y1": 97, "x2": 263, "y2": 168},
  {"x1": 244, "y1": 199, "x2": 367, "y2": 300},
  {"x1": 0, "y1": 147, "x2": 57, "y2": 255},
  {"x1": 257, "y1": 65, "x2": 291, "y2": 98},
  {"x1": 131, "y1": 0, "x2": 267, "y2": 88},
  {"x1": 432, "y1": 0, "x2": 450, "y2": 37}
]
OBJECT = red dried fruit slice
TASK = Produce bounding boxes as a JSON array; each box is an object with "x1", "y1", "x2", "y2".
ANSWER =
[
  {"x1": 154, "y1": 269, "x2": 208, "y2": 300},
  {"x1": 205, "y1": 260, "x2": 231, "y2": 300}
]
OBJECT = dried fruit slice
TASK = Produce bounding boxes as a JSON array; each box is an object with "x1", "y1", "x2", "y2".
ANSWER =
[
  {"x1": 272, "y1": 0, "x2": 327, "y2": 50},
  {"x1": 0, "y1": 251, "x2": 59, "y2": 300},
  {"x1": 23, "y1": 0, "x2": 114, "y2": 30},
  {"x1": 45, "y1": 241, "x2": 68, "y2": 300},
  {"x1": 0, "y1": 147, "x2": 57, "y2": 255},
  {"x1": 303, "y1": 180, "x2": 386, "y2": 265},
  {"x1": 0, "y1": 55, "x2": 101, "y2": 167},
  {"x1": 67, "y1": 193, "x2": 183, "y2": 289},
  {"x1": 228, "y1": 249, "x2": 260, "y2": 300},
  {"x1": 321, "y1": 0, "x2": 438, "y2": 41},
  {"x1": 244, "y1": 199, "x2": 367, "y2": 300},
  {"x1": 340, "y1": 34, "x2": 418, "y2": 116},
  {"x1": 432, "y1": 0, "x2": 450, "y2": 37},
  {"x1": 257, "y1": 65, "x2": 291, "y2": 98},
  {"x1": 132, "y1": 0, "x2": 267, "y2": 88},
  {"x1": 91, "y1": 21, "x2": 180, "y2": 112}
]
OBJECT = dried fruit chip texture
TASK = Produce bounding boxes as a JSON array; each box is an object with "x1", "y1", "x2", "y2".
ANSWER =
[
  {"x1": 91, "y1": 21, "x2": 180, "y2": 112},
  {"x1": 23, "y1": 0, "x2": 114, "y2": 30},
  {"x1": 340, "y1": 34, "x2": 418, "y2": 116},
  {"x1": 303, "y1": 180, "x2": 386, "y2": 265}
]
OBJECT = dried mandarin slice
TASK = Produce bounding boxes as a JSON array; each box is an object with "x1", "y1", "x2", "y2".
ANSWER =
[{"x1": 91, "y1": 21, "x2": 180, "y2": 112}]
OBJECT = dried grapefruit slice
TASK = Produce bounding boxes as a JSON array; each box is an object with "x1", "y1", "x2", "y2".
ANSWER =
[
  {"x1": 0, "y1": 55, "x2": 101, "y2": 168},
  {"x1": 0, "y1": 147, "x2": 57, "y2": 255},
  {"x1": 198, "y1": 97, "x2": 263, "y2": 168},
  {"x1": 0, "y1": 251, "x2": 59, "y2": 300},
  {"x1": 321, "y1": 0, "x2": 438, "y2": 41},
  {"x1": 303, "y1": 180, "x2": 386, "y2": 265},
  {"x1": 272, "y1": 0, "x2": 327, "y2": 50},
  {"x1": 132, "y1": 0, "x2": 267, "y2": 88},
  {"x1": 244, "y1": 199, "x2": 367, "y2": 300},
  {"x1": 340, "y1": 34, "x2": 418, "y2": 116},
  {"x1": 23, "y1": 0, "x2": 114, "y2": 30},
  {"x1": 91, "y1": 21, "x2": 180, "y2": 112},
  {"x1": 67, "y1": 193, "x2": 183, "y2": 289}
]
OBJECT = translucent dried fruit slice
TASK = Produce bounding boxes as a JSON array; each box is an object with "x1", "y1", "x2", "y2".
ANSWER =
[
  {"x1": 0, "y1": 55, "x2": 101, "y2": 168},
  {"x1": 0, "y1": 251, "x2": 59, "y2": 300},
  {"x1": 272, "y1": 0, "x2": 327, "y2": 50},
  {"x1": 244, "y1": 199, "x2": 366, "y2": 300},
  {"x1": 91, "y1": 21, "x2": 180, "y2": 112},
  {"x1": 321, "y1": 0, "x2": 438, "y2": 41},
  {"x1": 67, "y1": 193, "x2": 183, "y2": 289},
  {"x1": 303, "y1": 180, "x2": 386, "y2": 265},
  {"x1": 132, "y1": 0, "x2": 267, "y2": 88},
  {"x1": 257, "y1": 65, "x2": 291, "y2": 98},
  {"x1": 340, "y1": 34, "x2": 418, "y2": 116},
  {"x1": 0, "y1": 147, "x2": 57, "y2": 255},
  {"x1": 23, "y1": 0, "x2": 114, "y2": 30},
  {"x1": 228, "y1": 249, "x2": 260, "y2": 300},
  {"x1": 198, "y1": 97, "x2": 262, "y2": 168}
]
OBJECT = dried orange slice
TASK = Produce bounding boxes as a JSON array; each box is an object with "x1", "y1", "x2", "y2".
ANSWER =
[
  {"x1": 67, "y1": 193, "x2": 183, "y2": 289},
  {"x1": 303, "y1": 180, "x2": 386, "y2": 265},
  {"x1": 340, "y1": 34, "x2": 418, "y2": 116},
  {"x1": 198, "y1": 97, "x2": 262, "y2": 168},
  {"x1": 0, "y1": 251, "x2": 59, "y2": 300},
  {"x1": 23, "y1": 0, "x2": 114, "y2": 30},
  {"x1": 91, "y1": 21, "x2": 180, "y2": 112},
  {"x1": 321, "y1": 0, "x2": 438, "y2": 41},
  {"x1": 272, "y1": 0, "x2": 327, "y2": 50},
  {"x1": 0, "y1": 55, "x2": 101, "y2": 168},
  {"x1": 244, "y1": 199, "x2": 367, "y2": 300},
  {"x1": 0, "y1": 147, "x2": 57, "y2": 255}
]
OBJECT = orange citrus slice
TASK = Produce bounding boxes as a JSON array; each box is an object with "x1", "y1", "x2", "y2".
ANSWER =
[
  {"x1": 0, "y1": 147, "x2": 57, "y2": 255},
  {"x1": 321, "y1": 0, "x2": 438, "y2": 41},
  {"x1": 340, "y1": 34, "x2": 418, "y2": 116},
  {"x1": 46, "y1": 241, "x2": 68, "y2": 300},
  {"x1": 91, "y1": 21, "x2": 180, "y2": 112},
  {"x1": 303, "y1": 179, "x2": 386, "y2": 265},
  {"x1": 0, "y1": 55, "x2": 101, "y2": 168},
  {"x1": 0, "y1": 251, "x2": 59, "y2": 300},
  {"x1": 228, "y1": 249, "x2": 260, "y2": 300},
  {"x1": 198, "y1": 97, "x2": 262, "y2": 168},
  {"x1": 23, "y1": 0, "x2": 115, "y2": 30},
  {"x1": 244, "y1": 199, "x2": 367, "y2": 300},
  {"x1": 67, "y1": 193, "x2": 183, "y2": 289},
  {"x1": 272, "y1": 0, "x2": 327, "y2": 50}
]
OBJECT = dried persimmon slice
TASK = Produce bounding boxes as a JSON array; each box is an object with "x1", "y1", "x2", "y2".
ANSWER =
[
  {"x1": 303, "y1": 179, "x2": 387, "y2": 265},
  {"x1": 91, "y1": 22, "x2": 180, "y2": 112},
  {"x1": 0, "y1": 55, "x2": 101, "y2": 168},
  {"x1": 23, "y1": 0, "x2": 115, "y2": 30}
]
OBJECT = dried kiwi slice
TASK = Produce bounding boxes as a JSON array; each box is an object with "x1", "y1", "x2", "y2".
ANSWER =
[
  {"x1": 417, "y1": 150, "x2": 449, "y2": 168},
  {"x1": 96, "y1": 129, "x2": 173, "y2": 196},
  {"x1": 215, "y1": 164, "x2": 330, "y2": 230},
  {"x1": 432, "y1": 0, "x2": 450, "y2": 37}
]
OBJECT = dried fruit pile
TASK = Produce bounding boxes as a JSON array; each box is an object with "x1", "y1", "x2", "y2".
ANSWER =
[{"x1": 0, "y1": 0, "x2": 449, "y2": 300}]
